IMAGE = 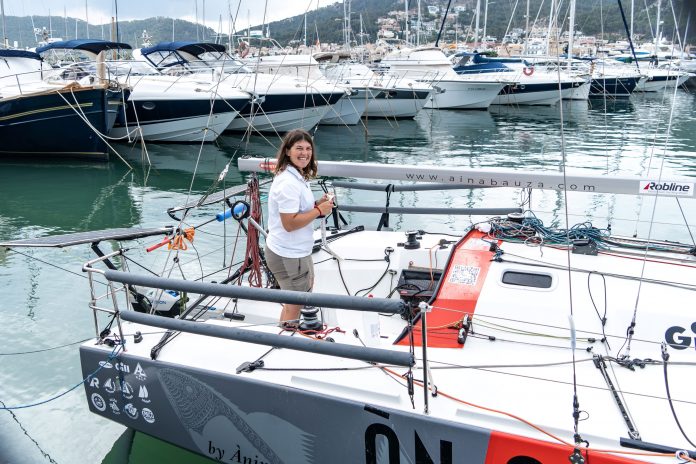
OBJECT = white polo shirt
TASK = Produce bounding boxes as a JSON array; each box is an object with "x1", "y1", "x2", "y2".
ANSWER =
[{"x1": 266, "y1": 166, "x2": 316, "y2": 258}]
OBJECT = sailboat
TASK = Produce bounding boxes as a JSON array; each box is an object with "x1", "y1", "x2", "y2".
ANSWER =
[{"x1": 4, "y1": 148, "x2": 696, "y2": 463}]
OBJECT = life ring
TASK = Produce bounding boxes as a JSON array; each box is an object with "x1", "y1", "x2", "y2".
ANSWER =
[
  {"x1": 237, "y1": 41, "x2": 249, "y2": 58},
  {"x1": 522, "y1": 66, "x2": 534, "y2": 76}
]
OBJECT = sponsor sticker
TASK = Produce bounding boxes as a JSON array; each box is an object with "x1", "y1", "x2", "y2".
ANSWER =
[
  {"x1": 259, "y1": 160, "x2": 276, "y2": 171},
  {"x1": 448, "y1": 265, "x2": 480, "y2": 286},
  {"x1": 640, "y1": 180, "x2": 694, "y2": 197},
  {"x1": 91, "y1": 393, "x2": 106, "y2": 412}
]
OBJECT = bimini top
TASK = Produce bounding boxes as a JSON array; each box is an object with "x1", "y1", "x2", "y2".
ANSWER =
[
  {"x1": 35, "y1": 39, "x2": 132, "y2": 54},
  {"x1": 0, "y1": 49, "x2": 42, "y2": 60},
  {"x1": 140, "y1": 42, "x2": 226, "y2": 57}
]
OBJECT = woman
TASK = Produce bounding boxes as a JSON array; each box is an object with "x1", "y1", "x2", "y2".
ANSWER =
[{"x1": 265, "y1": 129, "x2": 334, "y2": 328}]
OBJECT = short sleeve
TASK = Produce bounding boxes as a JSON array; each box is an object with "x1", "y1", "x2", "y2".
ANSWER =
[{"x1": 273, "y1": 177, "x2": 303, "y2": 214}]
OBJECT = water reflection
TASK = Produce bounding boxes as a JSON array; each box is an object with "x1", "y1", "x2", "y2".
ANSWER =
[
  {"x1": 490, "y1": 100, "x2": 592, "y2": 126},
  {"x1": 0, "y1": 162, "x2": 140, "y2": 238}
]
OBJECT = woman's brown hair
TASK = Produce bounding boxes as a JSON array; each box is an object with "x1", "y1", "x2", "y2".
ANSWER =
[{"x1": 274, "y1": 129, "x2": 317, "y2": 180}]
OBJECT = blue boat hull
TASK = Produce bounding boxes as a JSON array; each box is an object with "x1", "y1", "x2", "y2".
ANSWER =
[
  {"x1": 0, "y1": 86, "x2": 123, "y2": 159},
  {"x1": 589, "y1": 76, "x2": 638, "y2": 97}
]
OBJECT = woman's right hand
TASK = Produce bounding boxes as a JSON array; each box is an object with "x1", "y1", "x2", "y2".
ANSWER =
[{"x1": 316, "y1": 198, "x2": 334, "y2": 216}]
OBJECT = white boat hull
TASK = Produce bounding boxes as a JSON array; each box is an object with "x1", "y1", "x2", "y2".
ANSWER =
[
  {"x1": 424, "y1": 80, "x2": 504, "y2": 109},
  {"x1": 320, "y1": 92, "x2": 367, "y2": 125},
  {"x1": 227, "y1": 105, "x2": 330, "y2": 133},
  {"x1": 363, "y1": 88, "x2": 432, "y2": 118},
  {"x1": 110, "y1": 111, "x2": 236, "y2": 142}
]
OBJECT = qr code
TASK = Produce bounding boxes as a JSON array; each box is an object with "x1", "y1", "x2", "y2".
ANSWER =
[{"x1": 448, "y1": 265, "x2": 480, "y2": 285}]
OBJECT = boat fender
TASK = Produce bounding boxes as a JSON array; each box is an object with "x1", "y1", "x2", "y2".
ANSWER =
[{"x1": 523, "y1": 66, "x2": 534, "y2": 76}]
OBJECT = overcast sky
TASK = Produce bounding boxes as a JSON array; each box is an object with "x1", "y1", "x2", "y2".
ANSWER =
[{"x1": 2, "y1": 0, "x2": 337, "y2": 31}]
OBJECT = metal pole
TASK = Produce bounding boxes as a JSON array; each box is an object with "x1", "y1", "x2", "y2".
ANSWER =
[
  {"x1": 474, "y1": 0, "x2": 481, "y2": 48},
  {"x1": 0, "y1": 0, "x2": 7, "y2": 48},
  {"x1": 119, "y1": 310, "x2": 415, "y2": 367},
  {"x1": 419, "y1": 302, "x2": 430, "y2": 414}
]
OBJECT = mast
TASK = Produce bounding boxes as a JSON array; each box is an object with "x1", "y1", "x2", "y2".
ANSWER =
[
  {"x1": 195, "y1": 0, "x2": 200, "y2": 41},
  {"x1": 404, "y1": 0, "x2": 409, "y2": 45},
  {"x1": 434, "y1": 0, "x2": 452, "y2": 48},
  {"x1": 343, "y1": 0, "x2": 349, "y2": 48},
  {"x1": 85, "y1": 0, "x2": 89, "y2": 38},
  {"x1": 524, "y1": 0, "x2": 530, "y2": 54},
  {"x1": 567, "y1": 0, "x2": 575, "y2": 69},
  {"x1": 304, "y1": 14, "x2": 307, "y2": 47},
  {"x1": 654, "y1": 0, "x2": 661, "y2": 60},
  {"x1": 630, "y1": 0, "x2": 634, "y2": 41},
  {"x1": 114, "y1": 0, "x2": 120, "y2": 44},
  {"x1": 483, "y1": 0, "x2": 489, "y2": 49},
  {"x1": 417, "y1": 0, "x2": 421, "y2": 46},
  {"x1": 360, "y1": 13, "x2": 364, "y2": 47},
  {"x1": 474, "y1": 0, "x2": 480, "y2": 48},
  {"x1": 546, "y1": 0, "x2": 555, "y2": 56},
  {"x1": 0, "y1": 0, "x2": 6, "y2": 48}
]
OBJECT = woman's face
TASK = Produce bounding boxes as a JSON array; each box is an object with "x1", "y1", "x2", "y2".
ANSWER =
[{"x1": 286, "y1": 140, "x2": 313, "y2": 170}]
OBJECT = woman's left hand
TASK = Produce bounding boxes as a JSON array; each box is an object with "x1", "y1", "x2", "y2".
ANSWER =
[{"x1": 317, "y1": 193, "x2": 334, "y2": 205}]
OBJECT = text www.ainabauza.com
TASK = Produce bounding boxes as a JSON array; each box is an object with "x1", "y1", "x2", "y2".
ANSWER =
[{"x1": 403, "y1": 173, "x2": 597, "y2": 191}]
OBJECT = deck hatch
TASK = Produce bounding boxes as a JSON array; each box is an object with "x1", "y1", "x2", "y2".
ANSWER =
[{"x1": 501, "y1": 271, "x2": 552, "y2": 289}]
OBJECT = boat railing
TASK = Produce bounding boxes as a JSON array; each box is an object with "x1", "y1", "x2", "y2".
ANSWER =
[
  {"x1": 86, "y1": 265, "x2": 415, "y2": 367},
  {"x1": 327, "y1": 180, "x2": 521, "y2": 231},
  {"x1": 82, "y1": 250, "x2": 130, "y2": 345},
  {"x1": 0, "y1": 68, "x2": 52, "y2": 96}
]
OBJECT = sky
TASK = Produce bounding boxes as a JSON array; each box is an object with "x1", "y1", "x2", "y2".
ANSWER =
[{"x1": 1, "y1": 0, "x2": 337, "y2": 31}]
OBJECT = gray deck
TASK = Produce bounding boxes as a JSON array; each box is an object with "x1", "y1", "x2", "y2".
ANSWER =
[{"x1": 0, "y1": 226, "x2": 173, "y2": 248}]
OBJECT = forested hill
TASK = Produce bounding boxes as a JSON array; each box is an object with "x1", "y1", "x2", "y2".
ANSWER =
[
  {"x1": 2, "y1": 0, "x2": 694, "y2": 50},
  {"x1": 265, "y1": 0, "x2": 694, "y2": 46}
]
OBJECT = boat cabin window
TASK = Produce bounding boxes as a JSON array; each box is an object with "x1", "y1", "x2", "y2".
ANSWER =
[{"x1": 501, "y1": 270, "x2": 552, "y2": 289}]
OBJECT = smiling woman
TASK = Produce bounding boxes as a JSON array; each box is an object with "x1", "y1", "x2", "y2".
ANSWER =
[{"x1": 265, "y1": 129, "x2": 334, "y2": 327}]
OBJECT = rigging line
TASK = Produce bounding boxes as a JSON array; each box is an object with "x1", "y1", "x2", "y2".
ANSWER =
[
  {"x1": 0, "y1": 337, "x2": 91, "y2": 356},
  {"x1": 662, "y1": 344, "x2": 696, "y2": 448},
  {"x1": 56, "y1": 88, "x2": 133, "y2": 170},
  {"x1": 493, "y1": 254, "x2": 696, "y2": 290},
  {"x1": 675, "y1": 198, "x2": 696, "y2": 246},
  {"x1": 3, "y1": 248, "x2": 95, "y2": 283},
  {"x1": 389, "y1": 366, "x2": 665, "y2": 458},
  {"x1": 428, "y1": 357, "x2": 597, "y2": 370},
  {"x1": 1, "y1": 345, "x2": 123, "y2": 411},
  {"x1": 429, "y1": 355, "x2": 696, "y2": 407},
  {"x1": 0, "y1": 399, "x2": 59, "y2": 463},
  {"x1": 552, "y1": 14, "x2": 584, "y2": 444},
  {"x1": 587, "y1": 271, "x2": 611, "y2": 349},
  {"x1": 623, "y1": 22, "x2": 683, "y2": 362},
  {"x1": 465, "y1": 331, "x2": 599, "y2": 352}
]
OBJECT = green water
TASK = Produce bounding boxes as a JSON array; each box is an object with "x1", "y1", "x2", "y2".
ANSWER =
[{"x1": 1, "y1": 92, "x2": 695, "y2": 463}]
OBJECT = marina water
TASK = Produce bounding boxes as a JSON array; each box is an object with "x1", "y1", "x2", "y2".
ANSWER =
[{"x1": 1, "y1": 90, "x2": 696, "y2": 463}]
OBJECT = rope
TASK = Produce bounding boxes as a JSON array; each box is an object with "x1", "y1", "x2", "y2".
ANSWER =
[
  {"x1": 0, "y1": 345, "x2": 123, "y2": 410},
  {"x1": 238, "y1": 176, "x2": 264, "y2": 287}
]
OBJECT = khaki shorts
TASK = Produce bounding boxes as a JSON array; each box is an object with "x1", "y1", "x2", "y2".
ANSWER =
[{"x1": 265, "y1": 246, "x2": 314, "y2": 292}]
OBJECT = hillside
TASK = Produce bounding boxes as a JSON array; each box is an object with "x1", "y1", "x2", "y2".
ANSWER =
[{"x1": 1, "y1": 0, "x2": 693, "y2": 50}]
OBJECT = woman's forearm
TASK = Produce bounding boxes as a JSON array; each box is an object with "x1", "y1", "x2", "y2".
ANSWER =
[{"x1": 279, "y1": 209, "x2": 321, "y2": 232}]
